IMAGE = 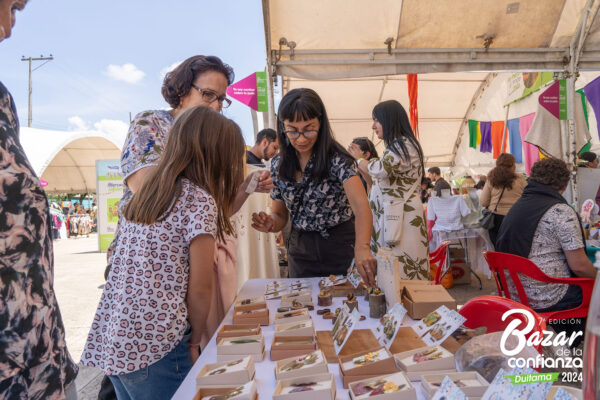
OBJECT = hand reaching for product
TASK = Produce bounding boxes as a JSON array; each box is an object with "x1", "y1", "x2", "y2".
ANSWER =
[
  {"x1": 251, "y1": 211, "x2": 275, "y2": 232},
  {"x1": 354, "y1": 245, "x2": 377, "y2": 287}
]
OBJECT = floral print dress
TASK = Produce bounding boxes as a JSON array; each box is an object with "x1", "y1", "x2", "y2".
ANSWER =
[
  {"x1": 0, "y1": 82, "x2": 78, "y2": 398},
  {"x1": 368, "y1": 139, "x2": 429, "y2": 279}
]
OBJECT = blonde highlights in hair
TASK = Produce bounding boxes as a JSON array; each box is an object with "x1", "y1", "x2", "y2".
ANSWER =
[{"x1": 124, "y1": 106, "x2": 245, "y2": 241}]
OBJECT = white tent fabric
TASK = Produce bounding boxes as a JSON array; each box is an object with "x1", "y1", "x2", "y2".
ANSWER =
[
  {"x1": 262, "y1": 0, "x2": 600, "y2": 169},
  {"x1": 19, "y1": 127, "x2": 125, "y2": 193}
]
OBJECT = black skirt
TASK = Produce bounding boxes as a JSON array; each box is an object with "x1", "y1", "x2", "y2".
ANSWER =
[{"x1": 287, "y1": 219, "x2": 355, "y2": 278}]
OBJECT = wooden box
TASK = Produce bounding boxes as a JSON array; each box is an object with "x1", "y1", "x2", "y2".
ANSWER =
[
  {"x1": 274, "y1": 308, "x2": 311, "y2": 325},
  {"x1": 232, "y1": 307, "x2": 270, "y2": 326},
  {"x1": 348, "y1": 372, "x2": 417, "y2": 400},
  {"x1": 339, "y1": 347, "x2": 399, "y2": 388},
  {"x1": 393, "y1": 346, "x2": 455, "y2": 381},
  {"x1": 330, "y1": 281, "x2": 367, "y2": 297},
  {"x1": 274, "y1": 319, "x2": 315, "y2": 338},
  {"x1": 316, "y1": 329, "x2": 380, "y2": 363},
  {"x1": 193, "y1": 381, "x2": 257, "y2": 400},
  {"x1": 217, "y1": 324, "x2": 261, "y2": 340},
  {"x1": 196, "y1": 356, "x2": 254, "y2": 387},
  {"x1": 421, "y1": 371, "x2": 489, "y2": 399},
  {"x1": 273, "y1": 373, "x2": 336, "y2": 400},
  {"x1": 270, "y1": 336, "x2": 317, "y2": 361},
  {"x1": 275, "y1": 350, "x2": 329, "y2": 380},
  {"x1": 234, "y1": 296, "x2": 267, "y2": 312}
]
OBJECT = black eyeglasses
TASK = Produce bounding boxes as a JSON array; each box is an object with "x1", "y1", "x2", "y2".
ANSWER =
[
  {"x1": 283, "y1": 129, "x2": 318, "y2": 140},
  {"x1": 191, "y1": 85, "x2": 232, "y2": 108}
]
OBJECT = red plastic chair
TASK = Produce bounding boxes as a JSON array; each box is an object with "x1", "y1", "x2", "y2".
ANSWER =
[
  {"x1": 483, "y1": 251, "x2": 595, "y2": 322},
  {"x1": 430, "y1": 240, "x2": 451, "y2": 284},
  {"x1": 459, "y1": 295, "x2": 547, "y2": 353}
]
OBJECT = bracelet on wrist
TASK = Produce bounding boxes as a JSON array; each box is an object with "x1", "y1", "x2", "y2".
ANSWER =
[{"x1": 357, "y1": 157, "x2": 365, "y2": 163}]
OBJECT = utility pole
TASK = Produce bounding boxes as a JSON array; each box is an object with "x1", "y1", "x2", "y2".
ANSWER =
[{"x1": 21, "y1": 55, "x2": 53, "y2": 127}]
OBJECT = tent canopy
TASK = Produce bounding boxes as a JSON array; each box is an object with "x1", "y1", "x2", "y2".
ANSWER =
[
  {"x1": 263, "y1": 0, "x2": 600, "y2": 167},
  {"x1": 20, "y1": 127, "x2": 124, "y2": 193}
]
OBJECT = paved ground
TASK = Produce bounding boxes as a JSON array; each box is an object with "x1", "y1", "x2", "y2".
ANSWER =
[{"x1": 52, "y1": 234, "x2": 496, "y2": 399}]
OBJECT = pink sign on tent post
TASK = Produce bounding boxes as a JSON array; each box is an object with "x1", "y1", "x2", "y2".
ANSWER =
[{"x1": 227, "y1": 73, "x2": 259, "y2": 110}]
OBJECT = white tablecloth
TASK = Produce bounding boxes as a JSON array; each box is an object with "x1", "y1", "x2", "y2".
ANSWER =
[{"x1": 172, "y1": 278, "x2": 429, "y2": 400}]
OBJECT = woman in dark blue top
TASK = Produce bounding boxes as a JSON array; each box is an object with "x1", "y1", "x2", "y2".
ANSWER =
[{"x1": 252, "y1": 88, "x2": 376, "y2": 285}]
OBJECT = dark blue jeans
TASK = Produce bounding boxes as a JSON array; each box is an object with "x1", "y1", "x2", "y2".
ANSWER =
[{"x1": 107, "y1": 329, "x2": 193, "y2": 400}]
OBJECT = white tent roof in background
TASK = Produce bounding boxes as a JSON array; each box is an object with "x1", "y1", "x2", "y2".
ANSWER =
[
  {"x1": 20, "y1": 127, "x2": 125, "y2": 193},
  {"x1": 263, "y1": 0, "x2": 600, "y2": 167}
]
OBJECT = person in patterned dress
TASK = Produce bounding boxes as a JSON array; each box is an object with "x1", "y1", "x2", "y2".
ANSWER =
[
  {"x1": 0, "y1": 1, "x2": 79, "y2": 399},
  {"x1": 82, "y1": 107, "x2": 246, "y2": 399},
  {"x1": 251, "y1": 88, "x2": 377, "y2": 285},
  {"x1": 349, "y1": 100, "x2": 429, "y2": 280}
]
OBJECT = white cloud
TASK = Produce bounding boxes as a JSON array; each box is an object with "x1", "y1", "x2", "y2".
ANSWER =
[
  {"x1": 105, "y1": 63, "x2": 145, "y2": 84},
  {"x1": 94, "y1": 119, "x2": 129, "y2": 136},
  {"x1": 159, "y1": 61, "x2": 182, "y2": 79},
  {"x1": 67, "y1": 116, "x2": 90, "y2": 130}
]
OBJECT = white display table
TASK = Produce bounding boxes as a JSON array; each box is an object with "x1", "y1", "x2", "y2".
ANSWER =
[{"x1": 172, "y1": 278, "x2": 428, "y2": 400}]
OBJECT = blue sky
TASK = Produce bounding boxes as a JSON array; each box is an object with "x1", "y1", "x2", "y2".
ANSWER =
[{"x1": 0, "y1": 0, "x2": 268, "y2": 144}]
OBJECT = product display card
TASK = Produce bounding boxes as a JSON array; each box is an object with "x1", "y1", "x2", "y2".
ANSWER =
[
  {"x1": 332, "y1": 307, "x2": 360, "y2": 354},
  {"x1": 290, "y1": 280, "x2": 312, "y2": 291},
  {"x1": 376, "y1": 303, "x2": 408, "y2": 349},
  {"x1": 266, "y1": 281, "x2": 290, "y2": 293},
  {"x1": 265, "y1": 290, "x2": 290, "y2": 300},
  {"x1": 413, "y1": 305, "x2": 466, "y2": 346},
  {"x1": 398, "y1": 346, "x2": 453, "y2": 367},
  {"x1": 350, "y1": 372, "x2": 412, "y2": 398},
  {"x1": 199, "y1": 380, "x2": 256, "y2": 400},
  {"x1": 275, "y1": 320, "x2": 313, "y2": 333},
  {"x1": 347, "y1": 259, "x2": 363, "y2": 288},
  {"x1": 552, "y1": 388, "x2": 578, "y2": 400},
  {"x1": 279, "y1": 378, "x2": 332, "y2": 395},
  {"x1": 431, "y1": 376, "x2": 467, "y2": 400},
  {"x1": 320, "y1": 275, "x2": 347, "y2": 287},
  {"x1": 481, "y1": 368, "x2": 553, "y2": 400},
  {"x1": 342, "y1": 348, "x2": 390, "y2": 371},
  {"x1": 278, "y1": 351, "x2": 325, "y2": 373},
  {"x1": 201, "y1": 357, "x2": 250, "y2": 377}
]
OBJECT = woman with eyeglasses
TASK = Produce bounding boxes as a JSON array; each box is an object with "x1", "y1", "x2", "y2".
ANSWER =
[
  {"x1": 348, "y1": 100, "x2": 429, "y2": 280},
  {"x1": 251, "y1": 88, "x2": 377, "y2": 285}
]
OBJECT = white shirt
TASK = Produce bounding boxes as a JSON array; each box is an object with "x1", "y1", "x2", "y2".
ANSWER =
[{"x1": 427, "y1": 196, "x2": 471, "y2": 231}]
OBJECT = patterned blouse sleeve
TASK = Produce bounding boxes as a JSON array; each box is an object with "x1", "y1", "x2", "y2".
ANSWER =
[
  {"x1": 120, "y1": 111, "x2": 167, "y2": 181},
  {"x1": 183, "y1": 183, "x2": 218, "y2": 242},
  {"x1": 332, "y1": 154, "x2": 357, "y2": 183},
  {"x1": 270, "y1": 156, "x2": 284, "y2": 201},
  {"x1": 554, "y1": 204, "x2": 585, "y2": 251},
  {"x1": 367, "y1": 148, "x2": 395, "y2": 179}
]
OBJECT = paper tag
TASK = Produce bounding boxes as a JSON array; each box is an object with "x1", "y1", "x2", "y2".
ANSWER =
[
  {"x1": 245, "y1": 172, "x2": 260, "y2": 194},
  {"x1": 320, "y1": 275, "x2": 347, "y2": 287},
  {"x1": 333, "y1": 307, "x2": 360, "y2": 355},
  {"x1": 347, "y1": 259, "x2": 363, "y2": 288},
  {"x1": 413, "y1": 305, "x2": 467, "y2": 346},
  {"x1": 431, "y1": 376, "x2": 467, "y2": 400},
  {"x1": 377, "y1": 303, "x2": 408, "y2": 349}
]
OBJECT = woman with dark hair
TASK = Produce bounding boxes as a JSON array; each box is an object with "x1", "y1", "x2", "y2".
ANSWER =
[
  {"x1": 348, "y1": 100, "x2": 429, "y2": 280},
  {"x1": 496, "y1": 158, "x2": 595, "y2": 340},
  {"x1": 349, "y1": 136, "x2": 379, "y2": 192},
  {"x1": 480, "y1": 153, "x2": 527, "y2": 246},
  {"x1": 251, "y1": 88, "x2": 377, "y2": 285}
]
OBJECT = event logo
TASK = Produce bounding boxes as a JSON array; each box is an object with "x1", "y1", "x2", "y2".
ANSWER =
[{"x1": 500, "y1": 309, "x2": 583, "y2": 372}]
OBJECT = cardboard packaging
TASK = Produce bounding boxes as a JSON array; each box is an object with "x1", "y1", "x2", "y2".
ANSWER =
[
  {"x1": 394, "y1": 346, "x2": 455, "y2": 381},
  {"x1": 449, "y1": 248, "x2": 465, "y2": 260},
  {"x1": 234, "y1": 296, "x2": 267, "y2": 312},
  {"x1": 450, "y1": 260, "x2": 471, "y2": 285},
  {"x1": 348, "y1": 372, "x2": 417, "y2": 400},
  {"x1": 338, "y1": 347, "x2": 399, "y2": 388},
  {"x1": 232, "y1": 307, "x2": 270, "y2": 326},
  {"x1": 545, "y1": 386, "x2": 583, "y2": 399},
  {"x1": 274, "y1": 319, "x2": 315, "y2": 338},
  {"x1": 401, "y1": 285, "x2": 456, "y2": 319},
  {"x1": 217, "y1": 324, "x2": 261, "y2": 340},
  {"x1": 193, "y1": 380, "x2": 257, "y2": 400},
  {"x1": 281, "y1": 290, "x2": 313, "y2": 307},
  {"x1": 270, "y1": 336, "x2": 317, "y2": 361},
  {"x1": 275, "y1": 350, "x2": 329, "y2": 380},
  {"x1": 217, "y1": 335, "x2": 265, "y2": 362},
  {"x1": 421, "y1": 371, "x2": 489, "y2": 399},
  {"x1": 196, "y1": 356, "x2": 255, "y2": 387},
  {"x1": 273, "y1": 373, "x2": 336, "y2": 400},
  {"x1": 274, "y1": 309, "x2": 311, "y2": 325}
]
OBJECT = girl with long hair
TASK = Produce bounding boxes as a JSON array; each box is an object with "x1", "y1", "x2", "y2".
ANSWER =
[
  {"x1": 251, "y1": 88, "x2": 377, "y2": 285},
  {"x1": 82, "y1": 106, "x2": 245, "y2": 400},
  {"x1": 480, "y1": 153, "x2": 527, "y2": 246},
  {"x1": 348, "y1": 100, "x2": 429, "y2": 280},
  {"x1": 349, "y1": 136, "x2": 379, "y2": 192}
]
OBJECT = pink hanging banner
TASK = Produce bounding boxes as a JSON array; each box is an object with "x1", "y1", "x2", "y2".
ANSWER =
[
  {"x1": 538, "y1": 80, "x2": 567, "y2": 120},
  {"x1": 226, "y1": 72, "x2": 268, "y2": 112}
]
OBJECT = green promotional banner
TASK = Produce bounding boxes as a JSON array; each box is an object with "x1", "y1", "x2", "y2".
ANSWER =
[
  {"x1": 505, "y1": 72, "x2": 554, "y2": 106},
  {"x1": 559, "y1": 79, "x2": 567, "y2": 120},
  {"x1": 504, "y1": 373, "x2": 559, "y2": 385}
]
